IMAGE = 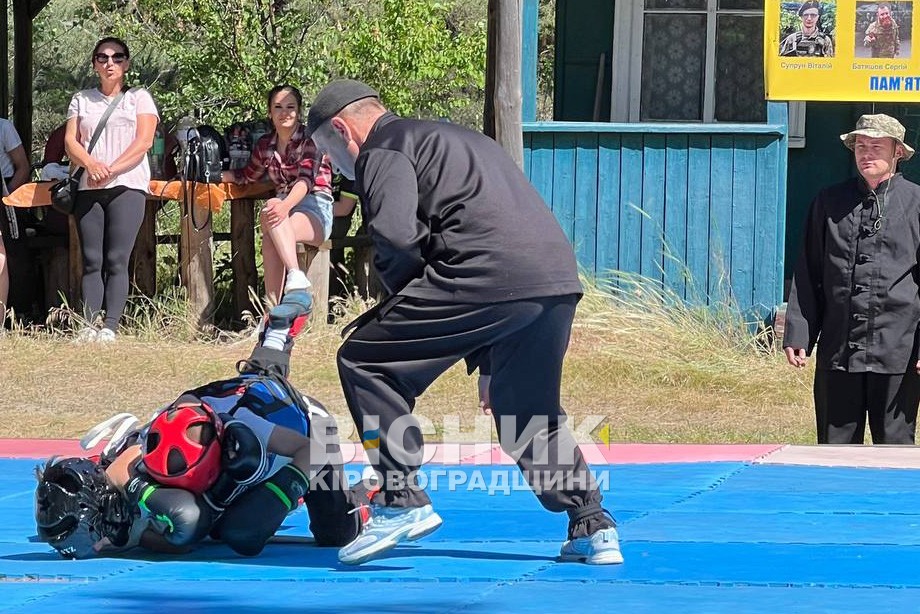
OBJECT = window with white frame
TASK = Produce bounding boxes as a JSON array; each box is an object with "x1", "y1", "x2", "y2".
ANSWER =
[{"x1": 612, "y1": 0, "x2": 766, "y2": 123}]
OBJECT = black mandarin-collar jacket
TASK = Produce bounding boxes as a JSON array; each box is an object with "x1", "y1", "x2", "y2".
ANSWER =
[
  {"x1": 784, "y1": 173, "x2": 920, "y2": 373},
  {"x1": 353, "y1": 113, "x2": 583, "y2": 303}
]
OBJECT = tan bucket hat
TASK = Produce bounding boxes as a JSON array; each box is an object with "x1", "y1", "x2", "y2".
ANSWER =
[{"x1": 840, "y1": 113, "x2": 915, "y2": 160}]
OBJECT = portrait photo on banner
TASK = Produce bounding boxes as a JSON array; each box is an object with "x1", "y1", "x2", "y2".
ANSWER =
[
  {"x1": 855, "y1": 1, "x2": 913, "y2": 58},
  {"x1": 779, "y1": 1, "x2": 838, "y2": 57}
]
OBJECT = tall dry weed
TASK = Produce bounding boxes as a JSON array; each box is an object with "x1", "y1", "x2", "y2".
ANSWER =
[{"x1": 0, "y1": 274, "x2": 813, "y2": 443}]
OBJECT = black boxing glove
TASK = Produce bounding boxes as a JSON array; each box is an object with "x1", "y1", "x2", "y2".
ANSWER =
[
  {"x1": 202, "y1": 420, "x2": 265, "y2": 513},
  {"x1": 222, "y1": 420, "x2": 265, "y2": 485},
  {"x1": 125, "y1": 472, "x2": 212, "y2": 547}
]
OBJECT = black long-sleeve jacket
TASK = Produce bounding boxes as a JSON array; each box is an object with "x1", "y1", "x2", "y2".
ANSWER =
[
  {"x1": 353, "y1": 113, "x2": 583, "y2": 303},
  {"x1": 784, "y1": 173, "x2": 920, "y2": 373}
]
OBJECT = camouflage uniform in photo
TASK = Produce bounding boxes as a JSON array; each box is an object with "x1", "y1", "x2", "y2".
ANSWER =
[
  {"x1": 864, "y1": 20, "x2": 900, "y2": 58},
  {"x1": 780, "y1": 29, "x2": 835, "y2": 57}
]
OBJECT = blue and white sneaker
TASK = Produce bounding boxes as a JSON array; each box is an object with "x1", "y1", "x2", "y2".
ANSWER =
[
  {"x1": 269, "y1": 289, "x2": 313, "y2": 327},
  {"x1": 338, "y1": 504, "x2": 443, "y2": 565},
  {"x1": 558, "y1": 527, "x2": 624, "y2": 565},
  {"x1": 259, "y1": 289, "x2": 313, "y2": 350}
]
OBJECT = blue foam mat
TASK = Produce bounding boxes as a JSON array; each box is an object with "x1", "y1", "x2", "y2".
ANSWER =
[
  {"x1": 4, "y1": 458, "x2": 920, "y2": 612},
  {"x1": 624, "y1": 510, "x2": 920, "y2": 545}
]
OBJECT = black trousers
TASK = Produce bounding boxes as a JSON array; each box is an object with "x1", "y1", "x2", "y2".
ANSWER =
[
  {"x1": 814, "y1": 369, "x2": 920, "y2": 444},
  {"x1": 74, "y1": 187, "x2": 145, "y2": 331},
  {"x1": 337, "y1": 294, "x2": 613, "y2": 538}
]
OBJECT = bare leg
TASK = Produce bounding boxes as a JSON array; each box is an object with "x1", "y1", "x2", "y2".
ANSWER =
[
  {"x1": 0, "y1": 235, "x2": 7, "y2": 326},
  {"x1": 260, "y1": 210, "x2": 325, "y2": 304}
]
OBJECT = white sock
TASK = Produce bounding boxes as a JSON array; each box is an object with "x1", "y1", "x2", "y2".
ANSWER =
[
  {"x1": 284, "y1": 269, "x2": 310, "y2": 293},
  {"x1": 262, "y1": 328, "x2": 289, "y2": 351}
]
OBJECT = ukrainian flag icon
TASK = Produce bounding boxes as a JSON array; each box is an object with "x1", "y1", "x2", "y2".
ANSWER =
[{"x1": 362, "y1": 429, "x2": 380, "y2": 450}]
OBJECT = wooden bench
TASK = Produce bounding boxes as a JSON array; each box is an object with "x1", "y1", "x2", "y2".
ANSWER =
[
  {"x1": 4, "y1": 182, "x2": 377, "y2": 328},
  {"x1": 131, "y1": 196, "x2": 376, "y2": 326}
]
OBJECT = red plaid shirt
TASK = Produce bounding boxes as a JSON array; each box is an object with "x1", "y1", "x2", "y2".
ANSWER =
[{"x1": 233, "y1": 122, "x2": 332, "y2": 198}]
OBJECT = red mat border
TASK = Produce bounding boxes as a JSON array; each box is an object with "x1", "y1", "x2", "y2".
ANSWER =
[{"x1": 0, "y1": 439, "x2": 783, "y2": 464}]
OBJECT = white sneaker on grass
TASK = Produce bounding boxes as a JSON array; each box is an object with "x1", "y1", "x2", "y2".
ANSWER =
[
  {"x1": 74, "y1": 327, "x2": 97, "y2": 343},
  {"x1": 338, "y1": 504, "x2": 443, "y2": 565},
  {"x1": 96, "y1": 328, "x2": 116, "y2": 343},
  {"x1": 558, "y1": 527, "x2": 624, "y2": 565}
]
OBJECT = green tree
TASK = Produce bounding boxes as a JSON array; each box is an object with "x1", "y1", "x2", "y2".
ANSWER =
[
  {"x1": 33, "y1": 0, "x2": 486, "y2": 132},
  {"x1": 83, "y1": 0, "x2": 338, "y2": 127},
  {"x1": 331, "y1": 0, "x2": 486, "y2": 121}
]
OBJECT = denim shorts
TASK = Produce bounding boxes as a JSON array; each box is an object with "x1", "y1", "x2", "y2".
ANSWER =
[{"x1": 290, "y1": 191, "x2": 334, "y2": 240}]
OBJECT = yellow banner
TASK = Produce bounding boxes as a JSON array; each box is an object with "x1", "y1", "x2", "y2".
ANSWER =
[{"x1": 765, "y1": 0, "x2": 919, "y2": 101}]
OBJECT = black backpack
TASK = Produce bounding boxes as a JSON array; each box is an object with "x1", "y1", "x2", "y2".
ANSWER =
[{"x1": 184, "y1": 125, "x2": 228, "y2": 183}]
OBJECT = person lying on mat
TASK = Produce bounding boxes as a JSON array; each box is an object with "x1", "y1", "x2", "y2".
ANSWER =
[{"x1": 34, "y1": 289, "x2": 374, "y2": 559}]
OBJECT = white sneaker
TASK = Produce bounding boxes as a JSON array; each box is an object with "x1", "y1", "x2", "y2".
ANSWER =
[
  {"x1": 74, "y1": 327, "x2": 97, "y2": 343},
  {"x1": 338, "y1": 504, "x2": 443, "y2": 565},
  {"x1": 558, "y1": 527, "x2": 624, "y2": 565},
  {"x1": 96, "y1": 328, "x2": 116, "y2": 343}
]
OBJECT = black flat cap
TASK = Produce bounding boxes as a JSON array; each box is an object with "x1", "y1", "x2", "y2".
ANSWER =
[{"x1": 306, "y1": 79, "x2": 379, "y2": 136}]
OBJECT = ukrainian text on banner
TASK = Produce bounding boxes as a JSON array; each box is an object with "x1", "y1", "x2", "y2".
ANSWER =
[{"x1": 765, "y1": 0, "x2": 919, "y2": 101}]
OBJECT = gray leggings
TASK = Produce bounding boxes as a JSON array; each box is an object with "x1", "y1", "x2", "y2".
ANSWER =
[{"x1": 75, "y1": 187, "x2": 145, "y2": 331}]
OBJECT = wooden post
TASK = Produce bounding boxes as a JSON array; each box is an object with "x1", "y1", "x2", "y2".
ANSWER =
[
  {"x1": 179, "y1": 190, "x2": 214, "y2": 327},
  {"x1": 328, "y1": 213, "x2": 354, "y2": 302},
  {"x1": 296, "y1": 242, "x2": 330, "y2": 323},
  {"x1": 346, "y1": 235, "x2": 381, "y2": 301},
  {"x1": 11, "y1": 0, "x2": 32, "y2": 149},
  {"x1": 0, "y1": 0, "x2": 8, "y2": 118},
  {"x1": 40, "y1": 243, "x2": 69, "y2": 309},
  {"x1": 484, "y1": 0, "x2": 524, "y2": 168},
  {"x1": 67, "y1": 215, "x2": 81, "y2": 308},
  {"x1": 130, "y1": 200, "x2": 158, "y2": 296},
  {"x1": 10, "y1": 0, "x2": 51, "y2": 145},
  {"x1": 230, "y1": 198, "x2": 258, "y2": 320}
]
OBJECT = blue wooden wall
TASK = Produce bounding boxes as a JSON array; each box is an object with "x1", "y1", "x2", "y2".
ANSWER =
[
  {"x1": 523, "y1": 116, "x2": 788, "y2": 314},
  {"x1": 520, "y1": 0, "x2": 789, "y2": 315}
]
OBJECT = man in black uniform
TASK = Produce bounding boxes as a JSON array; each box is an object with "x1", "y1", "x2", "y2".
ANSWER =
[
  {"x1": 306, "y1": 79, "x2": 620, "y2": 566},
  {"x1": 784, "y1": 114, "x2": 920, "y2": 444}
]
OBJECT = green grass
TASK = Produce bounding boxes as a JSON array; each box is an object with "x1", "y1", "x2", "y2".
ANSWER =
[{"x1": 0, "y1": 274, "x2": 816, "y2": 443}]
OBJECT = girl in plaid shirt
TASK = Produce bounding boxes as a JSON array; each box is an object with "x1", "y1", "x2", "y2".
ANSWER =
[{"x1": 224, "y1": 85, "x2": 333, "y2": 301}]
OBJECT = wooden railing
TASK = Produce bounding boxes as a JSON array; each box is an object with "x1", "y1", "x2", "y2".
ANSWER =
[{"x1": 4, "y1": 181, "x2": 376, "y2": 327}]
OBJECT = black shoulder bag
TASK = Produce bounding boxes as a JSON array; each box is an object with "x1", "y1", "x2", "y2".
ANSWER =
[{"x1": 50, "y1": 90, "x2": 127, "y2": 215}]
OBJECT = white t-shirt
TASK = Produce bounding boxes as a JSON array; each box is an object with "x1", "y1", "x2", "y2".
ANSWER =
[
  {"x1": 67, "y1": 87, "x2": 159, "y2": 193},
  {"x1": 0, "y1": 118, "x2": 22, "y2": 179}
]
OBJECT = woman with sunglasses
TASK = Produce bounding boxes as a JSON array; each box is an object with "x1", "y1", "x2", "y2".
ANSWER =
[
  {"x1": 64, "y1": 37, "x2": 159, "y2": 342},
  {"x1": 222, "y1": 85, "x2": 333, "y2": 303}
]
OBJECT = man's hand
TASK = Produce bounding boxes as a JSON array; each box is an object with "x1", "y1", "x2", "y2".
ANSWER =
[
  {"x1": 262, "y1": 197, "x2": 292, "y2": 228},
  {"x1": 915, "y1": 359, "x2": 920, "y2": 375},
  {"x1": 784, "y1": 347, "x2": 807, "y2": 368},
  {"x1": 478, "y1": 374, "x2": 492, "y2": 415}
]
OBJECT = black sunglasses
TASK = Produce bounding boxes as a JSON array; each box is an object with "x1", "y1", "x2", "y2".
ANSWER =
[{"x1": 94, "y1": 52, "x2": 128, "y2": 64}]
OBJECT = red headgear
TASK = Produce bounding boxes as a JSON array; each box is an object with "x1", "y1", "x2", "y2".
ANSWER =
[{"x1": 142, "y1": 395, "x2": 223, "y2": 493}]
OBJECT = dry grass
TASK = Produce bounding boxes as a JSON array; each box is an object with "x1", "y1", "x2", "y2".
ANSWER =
[{"x1": 0, "y1": 278, "x2": 816, "y2": 444}]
